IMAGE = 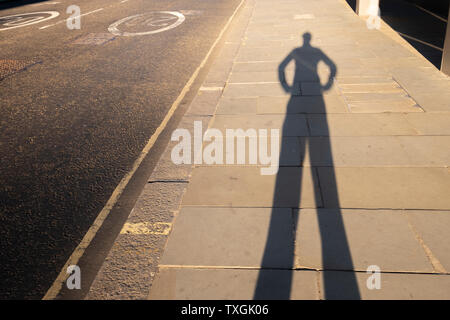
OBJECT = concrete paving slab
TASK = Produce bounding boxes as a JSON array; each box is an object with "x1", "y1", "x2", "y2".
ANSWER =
[
  {"x1": 318, "y1": 167, "x2": 450, "y2": 209},
  {"x1": 334, "y1": 68, "x2": 390, "y2": 78},
  {"x1": 405, "y1": 113, "x2": 450, "y2": 135},
  {"x1": 215, "y1": 97, "x2": 258, "y2": 114},
  {"x1": 223, "y1": 83, "x2": 287, "y2": 98},
  {"x1": 321, "y1": 271, "x2": 450, "y2": 300},
  {"x1": 235, "y1": 48, "x2": 288, "y2": 62},
  {"x1": 103, "y1": 0, "x2": 450, "y2": 300},
  {"x1": 182, "y1": 166, "x2": 322, "y2": 208},
  {"x1": 392, "y1": 67, "x2": 449, "y2": 82},
  {"x1": 344, "y1": 92, "x2": 413, "y2": 102},
  {"x1": 336, "y1": 77, "x2": 394, "y2": 85},
  {"x1": 149, "y1": 268, "x2": 318, "y2": 299},
  {"x1": 232, "y1": 61, "x2": 290, "y2": 73},
  {"x1": 307, "y1": 114, "x2": 418, "y2": 136},
  {"x1": 257, "y1": 95, "x2": 349, "y2": 114},
  {"x1": 278, "y1": 137, "x2": 304, "y2": 166},
  {"x1": 241, "y1": 39, "x2": 300, "y2": 48},
  {"x1": 211, "y1": 114, "x2": 309, "y2": 136},
  {"x1": 160, "y1": 207, "x2": 294, "y2": 268},
  {"x1": 407, "y1": 211, "x2": 450, "y2": 272},
  {"x1": 338, "y1": 83, "x2": 404, "y2": 93},
  {"x1": 294, "y1": 209, "x2": 432, "y2": 272},
  {"x1": 348, "y1": 100, "x2": 423, "y2": 113},
  {"x1": 408, "y1": 93, "x2": 450, "y2": 113},
  {"x1": 387, "y1": 80, "x2": 450, "y2": 94},
  {"x1": 303, "y1": 136, "x2": 450, "y2": 167},
  {"x1": 185, "y1": 90, "x2": 222, "y2": 116},
  {"x1": 198, "y1": 136, "x2": 303, "y2": 166},
  {"x1": 301, "y1": 82, "x2": 325, "y2": 95},
  {"x1": 229, "y1": 70, "x2": 294, "y2": 84},
  {"x1": 204, "y1": 43, "x2": 240, "y2": 87}
]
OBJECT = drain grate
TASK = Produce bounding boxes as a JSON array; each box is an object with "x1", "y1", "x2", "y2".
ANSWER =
[
  {"x1": 72, "y1": 33, "x2": 116, "y2": 45},
  {"x1": 0, "y1": 59, "x2": 38, "y2": 80}
]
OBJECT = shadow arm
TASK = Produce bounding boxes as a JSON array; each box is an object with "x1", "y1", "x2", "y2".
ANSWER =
[
  {"x1": 278, "y1": 52, "x2": 294, "y2": 93},
  {"x1": 321, "y1": 53, "x2": 337, "y2": 91}
]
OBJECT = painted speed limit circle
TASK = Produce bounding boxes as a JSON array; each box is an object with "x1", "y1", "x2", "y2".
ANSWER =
[
  {"x1": 108, "y1": 11, "x2": 185, "y2": 36},
  {"x1": 0, "y1": 11, "x2": 59, "y2": 31}
]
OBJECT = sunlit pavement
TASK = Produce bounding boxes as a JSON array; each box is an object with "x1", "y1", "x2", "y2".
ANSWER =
[
  {"x1": 90, "y1": 0, "x2": 450, "y2": 300},
  {"x1": 2, "y1": 0, "x2": 450, "y2": 300}
]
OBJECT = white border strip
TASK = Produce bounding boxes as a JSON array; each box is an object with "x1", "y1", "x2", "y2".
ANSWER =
[
  {"x1": 43, "y1": 0, "x2": 245, "y2": 300},
  {"x1": 108, "y1": 11, "x2": 185, "y2": 36}
]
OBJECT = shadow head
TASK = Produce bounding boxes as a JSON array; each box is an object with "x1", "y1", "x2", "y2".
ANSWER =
[{"x1": 302, "y1": 32, "x2": 312, "y2": 46}]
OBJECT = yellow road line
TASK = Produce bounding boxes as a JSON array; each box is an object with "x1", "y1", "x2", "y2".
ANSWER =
[{"x1": 120, "y1": 222, "x2": 172, "y2": 235}]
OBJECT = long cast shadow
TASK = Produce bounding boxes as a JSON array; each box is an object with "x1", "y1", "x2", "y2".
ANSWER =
[{"x1": 254, "y1": 32, "x2": 360, "y2": 299}]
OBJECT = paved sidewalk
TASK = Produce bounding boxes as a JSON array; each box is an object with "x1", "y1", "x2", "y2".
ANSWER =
[{"x1": 91, "y1": 0, "x2": 450, "y2": 299}]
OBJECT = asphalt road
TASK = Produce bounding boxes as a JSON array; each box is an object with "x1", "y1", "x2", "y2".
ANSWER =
[{"x1": 0, "y1": 0, "x2": 240, "y2": 299}]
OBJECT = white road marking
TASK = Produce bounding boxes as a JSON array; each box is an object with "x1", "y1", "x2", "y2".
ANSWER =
[
  {"x1": 108, "y1": 11, "x2": 185, "y2": 37},
  {"x1": 43, "y1": 0, "x2": 246, "y2": 300},
  {"x1": 0, "y1": 11, "x2": 59, "y2": 31},
  {"x1": 39, "y1": 8, "x2": 104, "y2": 29},
  {"x1": 179, "y1": 10, "x2": 203, "y2": 16}
]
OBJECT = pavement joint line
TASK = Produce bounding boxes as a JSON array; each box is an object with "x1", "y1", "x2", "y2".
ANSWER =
[
  {"x1": 42, "y1": 0, "x2": 246, "y2": 300},
  {"x1": 39, "y1": 8, "x2": 104, "y2": 29},
  {"x1": 400, "y1": 117, "x2": 424, "y2": 135},
  {"x1": 157, "y1": 265, "x2": 450, "y2": 275},
  {"x1": 405, "y1": 213, "x2": 447, "y2": 273},
  {"x1": 311, "y1": 166, "x2": 325, "y2": 209},
  {"x1": 179, "y1": 205, "x2": 450, "y2": 212},
  {"x1": 315, "y1": 270, "x2": 322, "y2": 300},
  {"x1": 334, "y1": 78, "x2": 354, "y2": 113},
  {"x1": 206, "y1": 166, "x2": 450, "y2": 168},
  {"x1": 391, "y1": 76, "x2": 425, "y2": 112}
]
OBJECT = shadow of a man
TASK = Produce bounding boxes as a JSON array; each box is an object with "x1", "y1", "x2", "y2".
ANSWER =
[{"x1": 254, "y1": 32, "x2": 361, "y2": 299}]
